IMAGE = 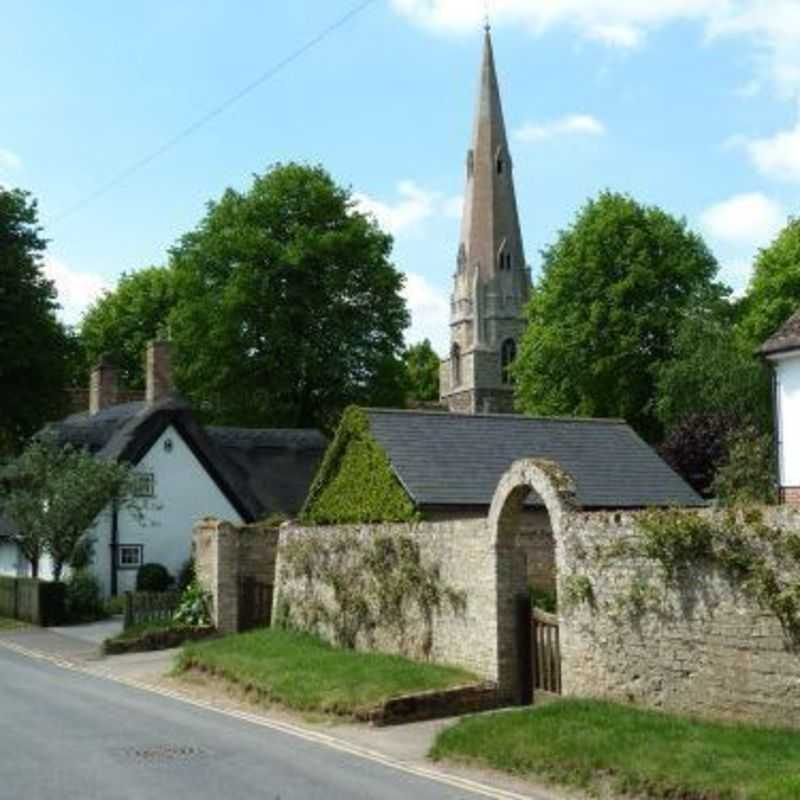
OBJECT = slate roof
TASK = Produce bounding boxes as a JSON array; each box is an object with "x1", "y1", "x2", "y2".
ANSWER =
[
  {"x1": 365, "y1": 409, "x2": 704, "y2": 509},
  {"x1": 40, "y1": 399, "x2": 326, "y2": 521},
  {"x1": 760, "y1": 309, "x2": 800, "y2": 357}
]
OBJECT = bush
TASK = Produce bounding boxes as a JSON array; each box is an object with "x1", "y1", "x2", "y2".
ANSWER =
[
  {"x1": 104, "y1": 594, "x2": 126, "y2": 616},
  {"x1": 177, "y1": 558, "x2": 195, "y2": 593},
  {"x1": 173, "y1": 582, "x2": 211, "y2": 627},
  {"x1": 65, "y1": 571, "x2": 105, "y2": 623},
  {"x1": 136, "y1": 563, "x2": 173, "y2": 592},
  {"x1": 529, "y1": 587, "x2": 557, "y2": 613}
]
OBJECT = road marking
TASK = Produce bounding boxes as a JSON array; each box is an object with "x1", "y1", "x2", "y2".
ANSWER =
[{"x1": 0, "y1": 638, "x2": 535, "y2": 800}]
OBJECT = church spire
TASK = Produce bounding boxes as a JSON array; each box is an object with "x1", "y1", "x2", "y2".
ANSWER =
[{"x1": 440, "y1": 29, "x2": 531, "y2": 415}]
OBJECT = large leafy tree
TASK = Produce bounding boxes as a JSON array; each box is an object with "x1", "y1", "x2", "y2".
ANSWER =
[
  {"x1": 0, "y1": 188, "x2": 71, "y2": 452},
  {"x1": 0, "y1": 440, "x2": 142, "y2": 579},
  {"x1": 653, "y1": 310, "x2": 772, "y2": 433},
  {"x1": 169, "y1": 163, "x2": 409, "y2": 429},
  {"x1": 403, "y1": 339, "x2": 441, "y2": 404},
  {"x1": 739, "y1": 218, "x2": 800, "y2": 347},
  {"x1": 80, "y1": 266, "x2": 175, "y2": 389},
  {"x1": 514, "y1": 192, "x2": 723, "y2": 440}
]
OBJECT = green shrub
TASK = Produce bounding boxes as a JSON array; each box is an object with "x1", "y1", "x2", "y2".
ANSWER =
[
  {"x1": 104, "y1": 594, "x2": 126, "y2": 616},
  {"x1": 177, "y1": 558, "x2": 195, "y2": 593},
  {"x1": 136, "y1": 563, "x2": 173, "y2": 592},
  {"x1": 173, "y1": 581, "x2": 211, "y2": 627},
  {"x1": 65, "y1": 571, "x2": 105, "y2": 623},
  {"x1": 529, "y1": 587, "x2": 557, "y2": 613}
]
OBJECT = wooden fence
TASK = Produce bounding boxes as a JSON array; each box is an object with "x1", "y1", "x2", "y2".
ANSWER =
[
  {"x1": 0, "y1": 576, "x2": 65, "y2": 626},
  {"x1": 238, "y1": 577, "x2": 272, "y2": 632},
  {"x1": 123, "y1": 591, "x2": 181, "y2": 630}
]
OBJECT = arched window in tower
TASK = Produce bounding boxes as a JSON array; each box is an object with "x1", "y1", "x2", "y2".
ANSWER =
[
  {"x1": 501, "y1": 338, "x2": 517, "y2": 385},
  {"x1": 497, "y1": 157, "x2": 503, "y2": 175},
  {"x1": 451, "y1": 343, "x2": 462, "y2": 387}
]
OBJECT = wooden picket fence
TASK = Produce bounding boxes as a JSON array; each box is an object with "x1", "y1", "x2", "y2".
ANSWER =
[
  {"x1": 123, "y1": 591, "x2": 180, "y2": 630},
  {"x1": 532, "y1": 607, "x2": 562, "y2": 695}
]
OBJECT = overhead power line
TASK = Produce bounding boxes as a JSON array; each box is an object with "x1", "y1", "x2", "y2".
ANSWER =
[{"x1": 48, "y1": 0, "x2": 380, "y2": 225}]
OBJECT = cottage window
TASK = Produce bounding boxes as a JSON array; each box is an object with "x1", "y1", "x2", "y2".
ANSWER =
[
  {"x1": 118, "y1": 545, "x2": 143, "y2": 569},
  {"x1": 132, "y1": 472, "x2": 155, "y2": 498},
  {"x1": 501, "y1": 338, "x2": 517, "y2": 385}
]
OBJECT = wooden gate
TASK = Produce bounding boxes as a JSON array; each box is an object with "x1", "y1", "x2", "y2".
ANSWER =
[
  {"x1": 532, "y1": 608, "x2": 562, "y2": 695},
  {"x1": 238, "y1": 577, "x2": 273, "y2": 632}
]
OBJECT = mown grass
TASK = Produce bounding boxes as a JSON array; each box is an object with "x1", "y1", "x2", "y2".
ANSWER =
[
  {"x1": 0, "y1": 616, "x2": 28, "y2": 630},
  {"x1": 178, "y1": 627, "x2": 477, "y2": 717},
  {"x1": 430, "y1": 699, "x2": 800, "y2": 799}
]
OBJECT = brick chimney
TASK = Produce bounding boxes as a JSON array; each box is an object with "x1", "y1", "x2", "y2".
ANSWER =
[
  {"x1": 89, "y1": 355, "x2": 118, "y2": 415},
  {"x1": 146, "y1": 340, "x2": 174, "y2": 405}
]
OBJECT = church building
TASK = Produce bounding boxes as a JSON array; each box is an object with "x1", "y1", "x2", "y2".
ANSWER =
[{"x1": 440, "y1": 28, "x2": 532, "y2": 414}]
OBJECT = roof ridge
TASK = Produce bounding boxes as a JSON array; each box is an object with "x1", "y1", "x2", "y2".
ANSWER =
[{"x1": 364, "y1": 407, "x2": 627, "y2": 425}]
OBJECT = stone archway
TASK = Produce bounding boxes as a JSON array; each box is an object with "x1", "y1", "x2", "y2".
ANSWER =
[{"x1": 488, "y1": 459, "x2": 577, "y2": 703}]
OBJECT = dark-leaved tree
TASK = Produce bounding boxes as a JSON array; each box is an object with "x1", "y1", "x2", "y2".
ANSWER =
[
  {"x1": 169, "y1": 163, "x2": 409, "y2": 430},
  {"x1": 403, "y1": 339, "x2": 441, "y2": 405},
  {"x1": 0, "y1": 188, "x2": 72, "y2": 453}
]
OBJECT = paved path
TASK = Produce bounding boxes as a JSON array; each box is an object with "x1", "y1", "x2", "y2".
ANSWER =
[{"x1": 0, "y1": 634, "x2": 551, "y2": 800}]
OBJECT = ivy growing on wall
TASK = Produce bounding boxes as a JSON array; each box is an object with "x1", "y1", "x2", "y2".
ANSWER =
[
  {"x1": 592, "y1": 507, "x2": 800, "y2": 644},
  {"x1": 301, "y1": 407, "x2": 418, "y2": 525},
  {"x1": 279, "y1": 528, "x2": 465, "y2": 656}
]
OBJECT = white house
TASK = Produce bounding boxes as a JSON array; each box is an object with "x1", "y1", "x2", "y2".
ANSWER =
[
  {"x1": 0, "y1": 341, "x2": 326, "y2": 595},
  {"x1": 761, "y1": 309, "x2": 800, "y2": 506}
]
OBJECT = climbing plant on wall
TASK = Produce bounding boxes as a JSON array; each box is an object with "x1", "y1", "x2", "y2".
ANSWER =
[
  {"x1": 279, "y1": 528, "x2": 465, "y2": 656},
  {"x1": 301, "y1": 407, "x2": 418, "y2": 525}
]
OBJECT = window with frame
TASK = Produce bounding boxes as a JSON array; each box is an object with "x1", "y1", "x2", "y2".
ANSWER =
[
  {"x1": 118, "y1": 545, "x2": 143, "y2": 569},
  {"x1": 132, "y1": 472, "x2": 155, "y2": 498},
  {"x1": 501, "y1": 338, "x2": 517, "y2": 385}
]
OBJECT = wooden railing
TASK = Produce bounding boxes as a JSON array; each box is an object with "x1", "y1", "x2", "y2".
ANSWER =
[
  {"x1": 532, "y1": 607, "x2": 561, "y2": 695},
  {"x1": 123, "y1": 591, "x2": 180, "y2": 630}
]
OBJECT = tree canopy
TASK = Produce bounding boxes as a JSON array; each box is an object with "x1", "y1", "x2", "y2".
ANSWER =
[
  {"x1": 80, "y1": 266, "x2": 175, "y2": 389},
  {"x1": 514, "y1": 191, "x2": 724, "y2": 440},
  {"x1": 168, "y1": 163, "x2": 409, "y2": 430},
  {"x1": 0, "y1": 188, "x2": 72, "y2": 453},
  {"x1": 403, "y1": 339, "x2": 441, "y2": 405},
  {"x1": 739, "y1": 218, "x2": 800, "y2": 347}
]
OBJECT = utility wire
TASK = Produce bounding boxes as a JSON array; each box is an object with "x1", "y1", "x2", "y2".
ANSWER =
[{"x1": 48, "y1": 0, "x2": 380, "y2": 225}]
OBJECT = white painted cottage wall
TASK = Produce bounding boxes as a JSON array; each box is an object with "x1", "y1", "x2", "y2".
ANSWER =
[
  {"x1": 0, "y1": 541, "x2": 22, "y2": 577},
  {"x1": 776, "y1": 353, "x2": 800, "y2": 489},
  {"x1": 93, "y1": 425, "x2": 244, "y2": 596}
]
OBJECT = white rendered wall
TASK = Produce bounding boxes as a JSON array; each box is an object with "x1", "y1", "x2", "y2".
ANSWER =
[
  {"x1": 0, "y1": 542, "x2": 22, "y2": 577},
  {"x1": 777, "y1": 354, "x2": 800, "y2": 489},
  {"x1": 108, "y1": 425, "x2": 244, "y2": 596}
]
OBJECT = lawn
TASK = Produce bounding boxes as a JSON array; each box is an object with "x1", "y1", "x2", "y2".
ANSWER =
[
  {"x1": 430, "y1": 699, "x2": 800, "y2": 800},
  {"x1": 0, "y1": 617, "x2": 28, "y2": 630},
  {"x1": 178, "y1": 627, "x2": 477, "y2": 717}
]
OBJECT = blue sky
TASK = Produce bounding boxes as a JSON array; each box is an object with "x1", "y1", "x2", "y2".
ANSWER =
[{"x1": 3, "y1": 1, "x2": 800, "y2": 355}]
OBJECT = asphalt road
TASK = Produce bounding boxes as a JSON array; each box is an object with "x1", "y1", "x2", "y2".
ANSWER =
[{"x1": 0, "y1": 644, "x2": 514, "y2": 800}]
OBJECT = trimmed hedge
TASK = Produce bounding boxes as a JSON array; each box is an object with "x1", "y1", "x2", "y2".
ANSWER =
[{"x1": 301, "y1": 407, "x2": 417, "y2": 525}]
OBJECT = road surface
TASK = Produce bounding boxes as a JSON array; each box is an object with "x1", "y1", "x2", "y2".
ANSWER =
[{"x1": 0, "y1": 642, "x2": 526, "y2": 800}]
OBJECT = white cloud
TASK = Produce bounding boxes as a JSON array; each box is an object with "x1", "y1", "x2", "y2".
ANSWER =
[
  {"x1": 402, "y1": 271, "x2": 450, "y2": 355},
  {"x1": 700, "y1": 193, "x2": 786, "y2": 246},
  {"x1": 744, "y1": 124, "x2": 800, "y2": 182},
  {"x1": 44, "y1": 256, "x2": 110, "y2": 326},
  {"x1": 0, "y1": 148, "x2": 22, "y2": 171},
  {"x1": 515, "y1": 114, "x2": 606, "y2": 143},
  {"x1": 391, "y1": 0, "x2": 800, "y2": 95},
  {"x1": 718, "y1": 258, "x2": 754, "y2": 297},
  {"x1": 354, "y1": 181, "x2": 463, "y2": 234}
]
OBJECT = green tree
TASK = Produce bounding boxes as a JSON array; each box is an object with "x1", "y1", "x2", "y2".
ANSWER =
[
  {"x1": 169, "y1": 163, "x2": 409, "y2": 429},
  {"x1": 0, "y1": 440, "x2": 143, "y2": 579},
  {"x1": 514, "y1": 191, "x2": 723, "y2": 440},
  {"x1": 653, "y1": 310, "x2": 772, "y2": 433},
  {"x1": 80, "y1": 266, "x2": 175, "y2": 389},
  {"x1": 0, "y1": 188, "x2": 72, "y2": 451},
  {"x1": 403, "y1": 339, "x2": 441, "y2": 404},
  {"x1": 739, "y1": 218, "x2": 800, "y2": 347}
]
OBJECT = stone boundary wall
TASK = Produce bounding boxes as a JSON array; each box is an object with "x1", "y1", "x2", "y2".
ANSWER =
[
  {"x1": 275, "y1": 519, "x2": 501, "y2": 681},
  {"x1": 557, "y1": 504, "x2": 800, "y2": 727},
  {"x1": 193, "y1": 518, "x2": 279, "y2": 634}
]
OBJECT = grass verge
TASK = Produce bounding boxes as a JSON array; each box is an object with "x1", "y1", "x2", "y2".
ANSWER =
[
  {"x1": 104, "y1": 621, "x2": 214, "y2": 655},
  {"x1": 0, "y1": 616, "x2": 29, "y2": 630},
  {"x1": 430, "y1": 699, "x2": 800, "y2": 799},
  {"x1": 177, "y1": 627, "x2": 477, "y2": 717}
]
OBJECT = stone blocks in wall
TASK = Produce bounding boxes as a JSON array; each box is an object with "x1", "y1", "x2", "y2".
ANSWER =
[{"x1": 784, "y1": 487, "x2": 800, "y2": 506}]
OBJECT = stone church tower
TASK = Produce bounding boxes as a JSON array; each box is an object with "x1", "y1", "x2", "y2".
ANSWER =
[{"x1": 440, "y1": 28, "x2": 532, "y2": 415}]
